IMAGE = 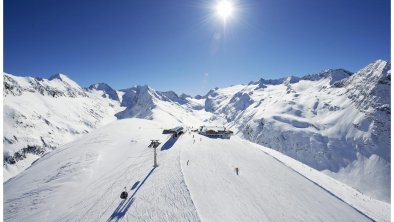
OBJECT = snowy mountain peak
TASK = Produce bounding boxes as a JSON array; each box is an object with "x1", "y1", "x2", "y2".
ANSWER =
[
  {"x1": 4, "y1": 73, "x2": 87, "y2": 98},
  {"x1": 88, "y1": 82, "x2": 119, "y2": 101},
  {"x1": 205, "y1": 88, "x2": 219, "y2": 98},
  {"x1": 373, "y1": 59, "x2": 389, "y2": 66},
  {"x1": 343, "y1": 59, "x2": 390, "y2": 113},
  {"x1": 284, "y1": 75, "x2": 301, "y2": 84},
  {"x1": 194, "y1": 95, "x2": 203, "y2": 99},
  {"x1": 122, "y1": 85, "x2": 158, "y2": 97},
  {"x1": 134, "y1": 84, "x2": 153, "y2": 91},
  {"x1": 48, "y1": 73, "x2": 81, "y2": 89},
  {"x1": 48, "y1": 73, "x2": 68, "y2": 81},
  {"x1": 116, "y1": 85, "x2": 158, "y2": 119},
  {"x1": 180, "y1": 93, "x2": 191, "y2": 99},
  {"x1": 358, "y1": 59, "x2": 390, "y2": 78},
  {"x1": 89, "y1": 82, "x2": 108, "y2": 89},
  {"x1": 256, "y1": 77, "x2": 288, "y2": 85},
  {"x1": 158, "y1": 91, "x2": 190, "y2": 105},
  {"x1": 253, "y1": 76, "x2": 301, "y2": 90},
  {"x1": 252, "y1": 68, "x2": 352, "y2": 90},
  {"x1": 301, "y1": 68, "x2": 353, "y2": 85},
  {"x1": 158, "y1": 90, "x2": 179, "y2": 100}
]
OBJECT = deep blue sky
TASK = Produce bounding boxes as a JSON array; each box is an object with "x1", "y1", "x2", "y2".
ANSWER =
[{"x1": 4, "y1": 0, "x2": 390, "y2": 95}]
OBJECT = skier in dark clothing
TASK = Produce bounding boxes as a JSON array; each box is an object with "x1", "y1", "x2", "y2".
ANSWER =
[
  {"x1": 235, "y1": 167, "x2": 239, "y2": 175},
  {"x1": 120, "y1": 187, "x2": 128, "y2": 199}
]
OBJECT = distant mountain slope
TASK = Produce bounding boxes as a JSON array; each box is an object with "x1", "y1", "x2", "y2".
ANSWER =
[
  {"x1": 115, "y1": 85, "x2": 158, "y2": 119},
  {"x1": 3, "y1": 73, "x2": 121, "y2": 181},
  {"x1": 88, "y1": 83, "x2": 120, "y2": 101}
]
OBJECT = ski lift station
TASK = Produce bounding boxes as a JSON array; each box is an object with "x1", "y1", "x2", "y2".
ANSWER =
[
  {"x1": 198, "y1": 126, "x2": 233, "y2": 139},
  {"x1": 162, "y1": 126, "x2": 184, "y2": 137}
]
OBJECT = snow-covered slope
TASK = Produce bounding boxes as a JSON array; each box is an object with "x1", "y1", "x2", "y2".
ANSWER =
[
  {"x1": 3, "y1": 73, "x2": 121, "y2": 181},
  {"x1": 198, "y1": 60, "x2": 390, "y2": 202},
  {"x1": 4, "y1": 119, "x2": 200, "y2": 221},
  {"x1": 4, "y1": 119, "x2": 383, "y2": 221},
  {"x1": 3, "y1": 59, "x2": 390, "y2": 211}
]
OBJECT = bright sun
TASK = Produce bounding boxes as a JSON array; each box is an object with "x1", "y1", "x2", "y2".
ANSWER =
[{"x1": 216, "y1": 0, "x2": 234, "y2": 21}]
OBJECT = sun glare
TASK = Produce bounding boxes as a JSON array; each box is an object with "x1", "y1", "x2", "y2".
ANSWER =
[{"x1": 216, "y1": 0, "x2": 234, "y2": 21}]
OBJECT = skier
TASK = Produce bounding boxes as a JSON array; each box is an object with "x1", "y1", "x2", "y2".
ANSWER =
[
  {"x1": 187, "y1": 160, "x2": 189, "y2": 166},
  {"x1": 120, "y1": 187, "x2": 128, "y2": 199},
  {"x1": 235, "y1": 167, "x2": 239, "y2": 175}
]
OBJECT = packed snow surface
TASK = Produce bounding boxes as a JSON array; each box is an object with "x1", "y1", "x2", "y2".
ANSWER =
[{"x1": 4, "y1": 119, "x2": 386, "y2": 222}]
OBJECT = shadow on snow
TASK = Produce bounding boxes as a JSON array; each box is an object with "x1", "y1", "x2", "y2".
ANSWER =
[
  {"x1": 161, "y1": 135, "x2": 179, "y2": 151},
  {"x1": 131, "y1": 181, "x2": 140, "y2": 190},
  {"x1": 107, "y1": 167, "x2": 156, "y2": 221}
]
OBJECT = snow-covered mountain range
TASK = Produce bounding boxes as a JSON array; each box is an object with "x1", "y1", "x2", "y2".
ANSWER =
[{"x1": 3, "y1": 59, "x2": 391, "y2": 208}]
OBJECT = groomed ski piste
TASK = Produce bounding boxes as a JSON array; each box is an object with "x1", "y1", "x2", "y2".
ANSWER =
[{"x1": 4, "y1": 118, "x2": 390, "y2": 222}]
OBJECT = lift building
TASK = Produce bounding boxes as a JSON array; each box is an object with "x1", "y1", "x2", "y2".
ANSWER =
[
  {"x1": 198, "y1": 126, "x2": 233, "y2": 139},
  {"x1": 162, "y1": 126, "x2": 184, "y2": 137}
]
